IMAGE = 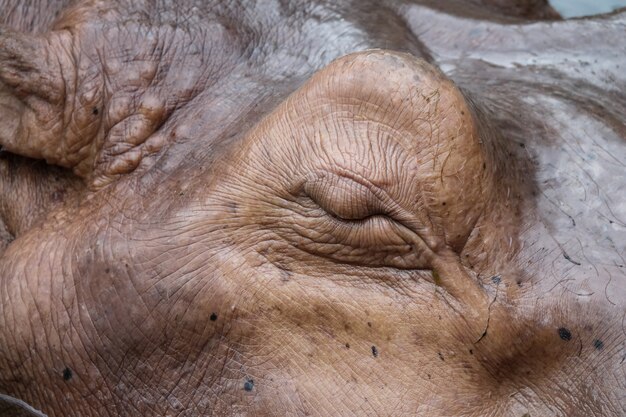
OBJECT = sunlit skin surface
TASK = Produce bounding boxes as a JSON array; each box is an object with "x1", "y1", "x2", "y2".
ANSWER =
[{"x1": 0, "y1": 1, "x2": 624, "y2": 416}]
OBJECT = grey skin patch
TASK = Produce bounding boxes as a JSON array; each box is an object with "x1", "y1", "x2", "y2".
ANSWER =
[
  {"x1": 558, "y1": 327, "x2": 572, "y2": 341},
  {"x1": 380, "y1": 53, "x2": 406, "y2": 69},
  {"x1": 371, "y1": 346, "x2": 378, "y2": 357},
  {"x1": 243, "y1": 378, "x2": 254, "y2": 392},
  {"x1": 491, "y1": 275, "x2": 502, "y2": 284}
]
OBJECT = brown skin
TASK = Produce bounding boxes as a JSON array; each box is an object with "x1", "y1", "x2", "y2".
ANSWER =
[{"x1": 0, "y1": 1, "x2": 625, "y2": 416}]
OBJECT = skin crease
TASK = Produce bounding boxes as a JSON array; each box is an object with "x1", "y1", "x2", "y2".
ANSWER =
[{"x1": 0, "y1": 0, "x2": 624, "y2": 416}]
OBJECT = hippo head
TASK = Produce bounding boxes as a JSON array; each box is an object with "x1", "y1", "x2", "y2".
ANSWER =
[{"x1": 0, "y1": 1, "x2": 624, "y2": 416}]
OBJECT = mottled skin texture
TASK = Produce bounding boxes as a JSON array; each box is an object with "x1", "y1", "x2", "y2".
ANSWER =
[{"x1": 0, "y1": 1, "x2": 624, "y2": 416}]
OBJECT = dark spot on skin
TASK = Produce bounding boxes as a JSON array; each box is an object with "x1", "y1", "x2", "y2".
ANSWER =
[
  {"x1": 461, "y1": 111, "x2": 465, "y2": 115},
  {"x1": 519, "y1": 142, "x2": 525, "y2": 148},
  {"x1": 483, "y1": 162, "x2": 487, "y2": 170},
  {"x1": 516, "y1": 280, "x2": 523, "y2": 287},
  {"x1": 62, "y1": 367, "x2": 72, "y2": 381},
  {"x1": 104, "y1": 268, "x2": 110, "y2": 274},
  {"x1": 367, "y1": 322, "x2": 372, "y2": 327},
  {"x1": 345, "y1": 343, "x2": 350, "y2": 349},
  {"x1": 243, "y1": 378, "x2": 254, "y2": 392},
  {"x1": 427, "y1": 374, "x2": 431, "y2": 379},
  {"x1": 558, "y1": 327, "x2": 572, "y2": 341},
  {"x1": 371, "y1": 346, "x2": 378, "y2": 357},
  {"x1": 469, "y1": 349, "x2": 473, "y2": 355},
  {"x1": 442, "y1": 202, "x2": 446, "y2": 206},
  {"x1": 593, "y1": 339, "x2": 604, "y2": 350},
  {"x1": 210, "y1": 313, "x2": 218, "y2": 321},
  {"x1": 92, "y1": 107, "x2": 99, "y2": 115},
  {"x1": 491, "y1": 275, "x2": 501, "y2": 284},
  {"x1": 438, "y1": 352, "x2": 445, "y2": 361}
]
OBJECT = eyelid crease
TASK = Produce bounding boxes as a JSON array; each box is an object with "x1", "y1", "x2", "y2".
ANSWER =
[
  {"x1": 298, "y1": 168, "x2": 419, "y2": 226},
  {"x1": 303, "y1": 176, "x2": 382, "y2": 220},
  {"x1": 286, "y1": 210, "x2": 435, "y2": 270}
]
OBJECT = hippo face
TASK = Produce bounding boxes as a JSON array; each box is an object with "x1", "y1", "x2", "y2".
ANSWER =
[{"x1": 0, "y1": 1, "x2": 624, "y2": 416}]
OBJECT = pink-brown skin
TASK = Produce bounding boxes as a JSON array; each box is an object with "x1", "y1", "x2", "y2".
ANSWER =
[{"x1": 0, "y1": 1, "x2": 625, "y2": 416}]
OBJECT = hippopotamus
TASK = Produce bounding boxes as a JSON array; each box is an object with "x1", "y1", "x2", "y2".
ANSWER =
[{"x1": 0, "y1": 0, "x2": 624, "y2": 416}]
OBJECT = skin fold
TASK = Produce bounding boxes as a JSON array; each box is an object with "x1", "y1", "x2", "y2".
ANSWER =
[{"x1": 0, "y1": 0, "x2": 624, "y2": 416}]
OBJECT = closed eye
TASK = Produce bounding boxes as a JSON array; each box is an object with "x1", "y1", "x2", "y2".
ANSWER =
[
  {"x1": 302, "y1": 172, "x2": 386, "y2": 221},
  {"x1": 281, "y1": 171, "x2": 434, "y2": 270}
]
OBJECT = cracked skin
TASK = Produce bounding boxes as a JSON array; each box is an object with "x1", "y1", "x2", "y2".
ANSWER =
[{"x1": 0, "y1": 0, "x2": 625, "y2": 416}]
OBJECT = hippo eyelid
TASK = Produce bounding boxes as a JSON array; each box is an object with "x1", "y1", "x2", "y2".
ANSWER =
[
  {"x1": 298, "y1": 169, "x2": 397, "y2": 214},
  {"x1": 303, "y1": 175, "x2": 384, "y2": 221},
  {"x1": 298, "y1": 168, "x2": 423, "y2": 230}
]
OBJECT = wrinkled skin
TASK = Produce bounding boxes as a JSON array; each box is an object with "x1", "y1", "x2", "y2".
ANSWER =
[{"x1": 0, "y1": 0, "x2": 625, "y2": 416}]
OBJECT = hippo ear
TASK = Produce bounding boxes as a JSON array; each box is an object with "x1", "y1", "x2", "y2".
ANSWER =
[
  {"x1": 0, "y1": 27, "x2": 65, "y2": 102},
  {"x1": 0, "y1": 26, "x2": 73, "y2": 169},
  {"x1": 1, "y1": 24, "x2": 171, "y2": 189}
]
